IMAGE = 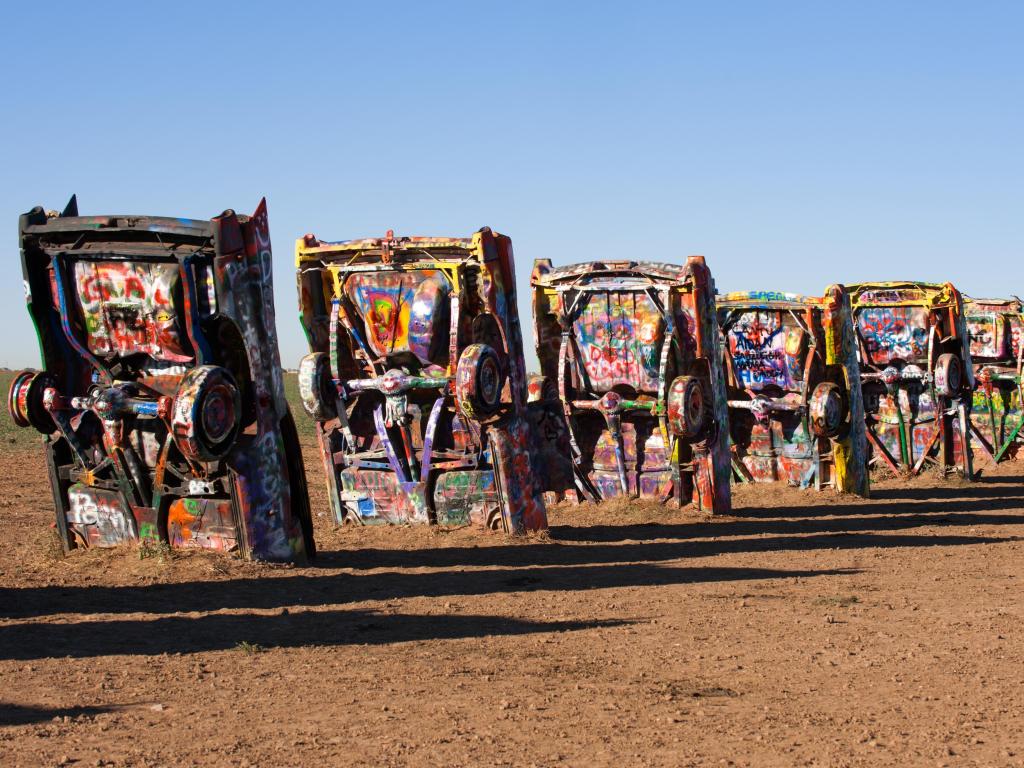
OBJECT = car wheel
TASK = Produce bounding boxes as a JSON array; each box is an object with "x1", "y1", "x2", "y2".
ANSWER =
[
  {"x1": 298, "y1": 352, "x2": 337, "y2": 421},
  {"x1": 8, "y1": 370, "x2": 56, "y2": 433},
  {"x1": 667, "y1": 375, "x2": 708, "y2": 440},
  {"x1": 172, "y1": 366, "x2": 242, "y2": 461},
  {"x1": 809, "y1": 381, "x2": 846, "y2": 438},
  {"x1": 456, "y1": 344, "x2": 504, "y2": 420},
  {"x1": 934, "y1": 353, "x2": 963, "y2": 397}
]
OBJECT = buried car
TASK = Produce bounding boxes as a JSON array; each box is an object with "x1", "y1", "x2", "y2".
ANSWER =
[
  {"x1": 295, "y1": 228, "x2": 555, "y2": 533},
  {"x1": 848, "y1": 281, "x2": 975, "y2": 480},
  {"x1": 8, "y1": 198, "x2": 314, "y2": 562},
  {"x1": 964, "y1": 296, "x2": 1024, "y2": 463},
  {"x1": 717, "y1": 288, "x2": 869, "y2": 495},
  {"x1": 531, "y1": 258, "x2": 731, "y2": 513}
]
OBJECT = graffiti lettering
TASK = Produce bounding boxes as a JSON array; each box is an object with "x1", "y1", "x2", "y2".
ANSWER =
[
  {"x1": 729, "y1": 312, "x2": 788, "y2": 388},
  {"x1": 857, "y1": 306, "x2": 929, "y2": 364},
  {"x1": 67, "y1": 486, "x2": 134, "y2": 546}
]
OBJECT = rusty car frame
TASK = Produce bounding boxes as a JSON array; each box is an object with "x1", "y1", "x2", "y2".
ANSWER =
[
  {"x1": 295, "y1": 228, "x2": 552, "y2": 533},
  {"x1": 848, "y1": 281, "x2": 975, "y2": 480},
  {"x1": 531, "y1": 257, "x2": 731, "y2": 513},
  {"x1": 717, "y1": 288, "x2": 869, "y2": 495},
  {"x1": 8, "y1": 197, "x2": 314, "y2": 562},
  {"x1": 964, "y1": 296, "x2": 1024, "y2": 463}
]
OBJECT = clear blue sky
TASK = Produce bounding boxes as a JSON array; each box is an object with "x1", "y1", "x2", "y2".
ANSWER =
[{"x1": 1, "y1": 1, "x2": 1020, "y2": 370}]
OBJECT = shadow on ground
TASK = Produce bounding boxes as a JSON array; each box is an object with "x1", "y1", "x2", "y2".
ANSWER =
[
  {"x1": 0, "y1": 609, "x2": 634, "y2": 661},
  {"x1": 0, "y1": 703, "x2": 116, "y2": 726},
  {"x1": 0, "y1": 563, "x2": 861, "y2": 624}
]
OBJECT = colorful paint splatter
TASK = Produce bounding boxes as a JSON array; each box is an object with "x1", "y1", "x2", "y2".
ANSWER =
[
  {"x1": 532, "y1": 258, "x2": 732, "y2": 514},
  {"x1": 296, "y1": 228, "x2": 565, "y2": 534},
  {"x1": 848, "y1": 282, "x2": 975, "y2": 481},
  {"x1": 965, "y1": 296, "x2": 1024, "y2": 462},
  {"x1": 718, "y1": 288, "x2": 869, "y2": 496},
  {"x1": 9, "y1": 198, "x2": 313, "y2": 562}
]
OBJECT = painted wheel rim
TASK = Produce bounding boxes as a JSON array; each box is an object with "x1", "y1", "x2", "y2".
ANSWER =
[
  {"x1": 478, "y1": 357, "x2": 501, "y2": 408},
  {"x1": 201, "y1": 383, "x2": 237, "y2": 445},
  {"x1": 810, "y1": 382, "x2": 845, "y2": 437}
]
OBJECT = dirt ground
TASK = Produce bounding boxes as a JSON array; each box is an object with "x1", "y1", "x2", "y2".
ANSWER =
[{"x1": 2, "y1": 417, "x2": 1024, "y2": 767}]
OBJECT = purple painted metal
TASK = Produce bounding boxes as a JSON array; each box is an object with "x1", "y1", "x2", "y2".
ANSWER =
[{"x1": 420, "y1": 396, "x2": 446, "y2": 482}]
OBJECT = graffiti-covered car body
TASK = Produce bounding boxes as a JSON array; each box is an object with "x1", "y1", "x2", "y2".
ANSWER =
[
  {"x1": 531, "y1": 258, "x2": 731, "y2": 513},
  {"x1": 8, "y1": 198, "x2": 314, "y2": 562},
  {"x1": 848, "y1": 281, "x2": 975, "y2": 479},
  {"x1": 964, "y1": 296, "x2": 1024, "y2": 462},
  {"x1": 295, "y1": 228, "x2": 553, "y2": 533},
  {"x1": 717, "y1": 288, "x2": 869, "y2": 495}
]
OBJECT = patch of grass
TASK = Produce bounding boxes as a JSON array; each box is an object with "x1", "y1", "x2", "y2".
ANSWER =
[
  {"x1": 235, "y1": 641, "x2": 265, "y2": 655},
  {"x1": 283, "y1": 370, "x2": 316, "y2": 441},
  {"x1": 813, "y1": 595, "x2": 860, "y2": 608},
  {"x1": 40, "y1": 528, "x2": 66, "y2": 563},
  {"x1": 138, "y1": 540, "x2": 174, "y2": 563}
]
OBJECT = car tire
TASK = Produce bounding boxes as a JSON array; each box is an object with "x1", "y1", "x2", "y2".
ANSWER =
[
  {"x1": 809, "y1": 381, "x2": 846, "y2": 438},
  {"x1": 667, "y1": 375, "x2": 709, "y2": 440},
  {"x1": 456, "y1": 344, "x2": 504, "y2": 420},
  {"x1": 8, "y1": 370, "x2": 56, "y2": 433},
  {"x1": 171, "y1": 366, "x2": 242, "y2": 462},
  {"x1": 298, "y1": 352, "x2": 337, "y2": 421},
  {"x1": 934, "y1": 353, "x2": 963, "y2": 397}
]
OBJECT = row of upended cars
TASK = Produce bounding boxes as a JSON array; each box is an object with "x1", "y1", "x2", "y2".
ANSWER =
[{"x1": 8, "y1": 198, "x2": 1024, "y2": 563}]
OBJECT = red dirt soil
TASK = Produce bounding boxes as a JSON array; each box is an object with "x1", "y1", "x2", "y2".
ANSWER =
[{"x1": 1, "y1": 434, "x2": 1023, "y2": 767}]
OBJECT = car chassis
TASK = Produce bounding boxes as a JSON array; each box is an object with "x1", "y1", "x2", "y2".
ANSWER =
[
  {"x1": 848, "y1": 281, "x2": 975, "y2": 480},
  {"x1": 717, "y1": 287, "x2": 869, "y2": 495},
  {"x1": 8, "y1": 198, "x2": 313, "y2": 562},
  {"x1": 532, "y1": 257, "x2": 731, "y2": 513},
  {"x1": 295, "y1": 228, "x2": 549, "y2": 533},
  {"x1": 964, "y1": 296, "x2": 1024, "y2": 463}
]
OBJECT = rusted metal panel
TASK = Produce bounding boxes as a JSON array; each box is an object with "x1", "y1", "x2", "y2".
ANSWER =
[
  {"x1": 8, "y1": 198, "x2": 314, "y2": 563},
  {"x1": 964, "y1": 296, "x2": 1024, "y2": 463},
  {"x1": 717, "y1": 287, "x2": 870, "y2": 496},
  {"x1": 296, "y1": 228, "x2": 557, "y2": 533},
  {"x1": 847, "y1": 282, "x2": 975, "y2": 480},
  {"x1": 531, "y1": 258, "x2": 732, "y2": 514}
]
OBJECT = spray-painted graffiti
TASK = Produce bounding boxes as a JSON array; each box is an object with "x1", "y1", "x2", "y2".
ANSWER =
[
  {"x1": 433, "y1": 471, "x2": 498, "y2": 527},
  {"x1": 965, "y1": 297, "x2": 1024, "y2": 463},
  {"x1": 74, "y1": 261, "x2": 189, "y2": 362},
  {"x1": 589, "y1": 422, "x2": 673, "y2": 498},
  {"x1": 9, "y1": 198, "x2": 313, "y2": 563},
  {"x1": 167, "y1": 497, "x2": 237, "y2": 551},
  {"x1": 297, "y1": 228, "x2": 561, "y2": 534},
  {"x1": 850, "y1": 281, "x2": 974, "y2": 481},
  {"x1": 67, "y1": 485, "x2": 135, "y2": 547},
  {"x1": 727, "y1": 311, "x2": 789, "y2": 389},
  {"x1": 573, "y1": 292, "x2": 663, "y2": 392},
  {"x1": 968, "y1": 312, "x2": 1001, "y2": 359},
  {"x1": 345, "y1": 270, "x2": 450, "y2": 363},
  {"x1": 718, "y1": 288, "x2": 869, "y2": 496},
  {"x1": 857, "y1": 306, "x2": 930, "y2": 365},
  {"x1": 532, "y1": 257, "x2": 732, "y2": 513}
]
